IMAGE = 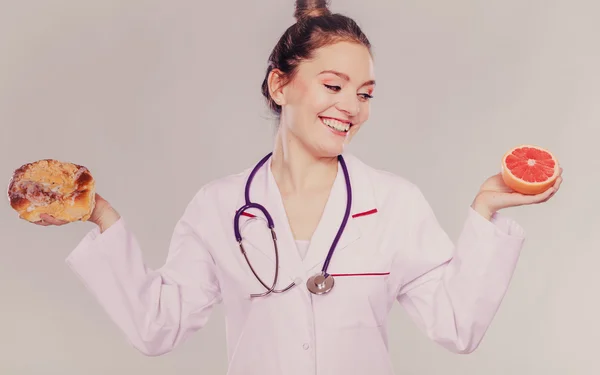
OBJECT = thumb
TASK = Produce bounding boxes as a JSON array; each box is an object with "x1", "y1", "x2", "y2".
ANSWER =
[{"x1": 89, "y1": 194, "x2": 111, "y2": 223}]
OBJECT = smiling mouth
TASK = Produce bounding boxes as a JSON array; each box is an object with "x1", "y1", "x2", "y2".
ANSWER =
[{"x1": 320, "y1": 117, "x2": 352, "y2": 133}]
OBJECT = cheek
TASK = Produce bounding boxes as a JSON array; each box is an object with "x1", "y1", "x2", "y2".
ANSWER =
[
  {"x1": 348, "y1": 105, "x2": 371, "y2": 136},
  {"x1": 313, "y1": 93, "x2": 336, "y2": 112},
  {"x1": 293, "y1": 84, "x2": 333, "y2": 113},
  {"x1": 358, "y1": 104, "x2": 371, "y2": 122},
  {"x1": 305, "y1": 91, "x2": 332, "y2": 115}
]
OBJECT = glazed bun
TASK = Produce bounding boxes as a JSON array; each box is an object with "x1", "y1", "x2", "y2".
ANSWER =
[
  {"x1": 7, "y1": 159, "x2": 96, "y2": 223},
  {"x1": 294, "y1": 0, "x2": 331, "y2": 20}
]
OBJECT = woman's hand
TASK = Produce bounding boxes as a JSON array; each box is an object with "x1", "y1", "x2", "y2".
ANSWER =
[
  {"x1": 37, "y1": 193, "x2": 121, "y2": 232},
  {"x1": 471, "y1": 168, "x2": 563, "y2": 220}
]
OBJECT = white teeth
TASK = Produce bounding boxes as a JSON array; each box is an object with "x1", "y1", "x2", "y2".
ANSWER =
[{"x1": 322, "y1": 118, "x2": 350, "y2": 132}]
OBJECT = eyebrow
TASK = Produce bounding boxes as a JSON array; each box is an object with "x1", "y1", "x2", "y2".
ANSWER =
[{"x1": 319, "y1": 70, "x2": 376, "y2": 87}]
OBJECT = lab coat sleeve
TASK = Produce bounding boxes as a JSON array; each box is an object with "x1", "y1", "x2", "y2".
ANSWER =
[
  {"x1": 65, "y1": 189, "x2": 221, "y2": 356},
  {"x1": 395, "y1": 185, "x2": 526, "y2": 354}
]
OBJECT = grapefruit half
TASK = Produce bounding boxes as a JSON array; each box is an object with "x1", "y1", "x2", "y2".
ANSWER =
[{"x1": 501, "y1": 145, "x2": 560, "y2": 195}]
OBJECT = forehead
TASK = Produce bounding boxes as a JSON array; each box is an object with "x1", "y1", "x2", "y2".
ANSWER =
[{"x1": 298, "y1": 41, "x2": 375, "y2": 82}]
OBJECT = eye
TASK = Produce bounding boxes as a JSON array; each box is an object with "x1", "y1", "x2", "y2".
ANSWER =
[
  {"x1": 358, "y1": 93, "x2": 374, "y2": 102},
  {"x1": 324, "y1": 84, "x2": 341, "y2": 92}
]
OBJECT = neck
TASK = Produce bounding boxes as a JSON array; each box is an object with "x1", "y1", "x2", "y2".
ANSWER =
[{"x1": 270, "y1": 128, "x2": 338, "y2": 195}]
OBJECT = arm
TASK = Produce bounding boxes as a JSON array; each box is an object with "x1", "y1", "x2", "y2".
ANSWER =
[
  {"x1": 395, "y1": 185, "x2": 525, "y2": 354},
  {"x1": 65, "y1": 188, "x2": 221, "y2": 356}
]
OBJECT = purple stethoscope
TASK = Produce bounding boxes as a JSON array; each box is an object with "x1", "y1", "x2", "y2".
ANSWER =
[{"x1": 234, "y1": 152, "x2": 352, "y2": 298}]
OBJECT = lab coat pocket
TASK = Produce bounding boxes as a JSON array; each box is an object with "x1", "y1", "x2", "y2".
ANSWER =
[{"x1": 314, "y1": 262, "x2": 391, "y2": 329}]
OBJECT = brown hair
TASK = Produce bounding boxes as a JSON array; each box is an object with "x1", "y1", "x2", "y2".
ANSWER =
[{"x1": 261, "y1": 0, "x2": 372, "y2": 116}]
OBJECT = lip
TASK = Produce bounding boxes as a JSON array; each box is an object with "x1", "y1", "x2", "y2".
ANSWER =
[
  {"x1": 319, "y1": 116, "x2": 351, "y2": 136},
  {"x1": 319, "y1": 116, "x2": 353, "y2": 126}
]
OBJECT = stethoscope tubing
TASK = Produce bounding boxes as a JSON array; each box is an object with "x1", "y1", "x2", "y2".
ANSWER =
[{"x1": 234, "y1": 152, "x2": 351, "y2": 297}]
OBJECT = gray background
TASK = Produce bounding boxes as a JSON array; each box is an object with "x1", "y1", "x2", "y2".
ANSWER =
[{"x1": 1, "y1": 0, "x2": 598, "y2": 374}]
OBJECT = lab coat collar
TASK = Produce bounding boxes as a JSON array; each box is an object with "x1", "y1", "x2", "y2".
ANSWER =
[
  {"x1": 298, "y1": 153, "x2": 378, "y2": 274},
  {"x1": 233, "y1": 152, "x2": 379, "y2": 287}
]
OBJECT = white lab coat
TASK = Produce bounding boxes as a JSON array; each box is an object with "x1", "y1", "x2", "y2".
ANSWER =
[{"x1": 65, "y1": 153, "x2": 526, "y2": 374}]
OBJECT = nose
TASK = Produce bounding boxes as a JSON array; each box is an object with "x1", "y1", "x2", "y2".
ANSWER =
[{"x1": 335, "y1": 93, "x2": 360, "y2": 117}]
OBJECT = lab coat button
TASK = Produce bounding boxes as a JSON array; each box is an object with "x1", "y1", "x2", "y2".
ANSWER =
[{"x1": 303, "y1": 343, "x2": 310, "y2": 350}]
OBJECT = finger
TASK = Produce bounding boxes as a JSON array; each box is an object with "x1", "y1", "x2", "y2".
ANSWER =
[
  {"x1": 39, "y1": 214, "x2": 68, "y2": 226},
  {"x1": 39, "y1": 214, "x2": 58, "y2": 224},
  {"x1": 553, "y1": 176, "x2": 563, "y2": 191},
  {"x1": 519, "y1": 187, "x2": 555, "y2": 205},
  {"x1": 537, "y1": 187, "x2": 556, "y2": 203},
  {"x1": 51, "y1": 218, "x2": 69, "y2": 226},
  {"x1": 539, "y1": 189, "x2": 557, "y2": 204}
]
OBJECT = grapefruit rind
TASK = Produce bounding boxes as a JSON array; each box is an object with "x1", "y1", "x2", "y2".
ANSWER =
[{"x1": 501, "y1": 145, "x2": 559, "y2": 195}]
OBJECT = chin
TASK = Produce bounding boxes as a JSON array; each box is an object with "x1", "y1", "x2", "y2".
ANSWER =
[{"x1": 312, "y1": 142, "x2": 346, "y2": 158}]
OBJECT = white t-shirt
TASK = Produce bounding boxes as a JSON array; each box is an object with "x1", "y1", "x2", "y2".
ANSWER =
[{"x1": 295, "y1": 240, "x2": 310, "y2": 260}]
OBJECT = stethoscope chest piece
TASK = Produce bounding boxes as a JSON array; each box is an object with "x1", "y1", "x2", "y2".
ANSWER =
[
  {"x1": 236, "y1": 152, "x2": 351, "y2": 299},
  {"x1": 306, "y1": 273, "x2": 335, "y2": 295}
]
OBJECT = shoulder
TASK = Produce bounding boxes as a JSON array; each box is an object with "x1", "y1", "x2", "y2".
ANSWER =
[
  {"x1": 172, "y1": 166, "x2": 251, "y2": 231},
  {"x1": 343, "y1": 153, "x2": 425, "y2": 202},
  {"x1": 188, "y1": 167, "x2": 250, "y2": 207},
  {"x1": 185, "y1": 153, "x2": 430, "y2": 210},
  {"x1": 344, "y1": 153, "x2": 436, "y2": 231}
]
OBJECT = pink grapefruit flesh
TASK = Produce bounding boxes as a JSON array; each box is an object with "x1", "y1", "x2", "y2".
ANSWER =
[{"x1": 501, "y1": 145, "x2": 559, "y2": 195}]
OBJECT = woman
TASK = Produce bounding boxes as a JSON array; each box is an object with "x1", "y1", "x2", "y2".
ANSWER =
[{"x1": 39, "y1": 1, "x2": 562, "y2": 374}]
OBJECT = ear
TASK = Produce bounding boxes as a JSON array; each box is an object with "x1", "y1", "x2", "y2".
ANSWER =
[{"x1": 267, "y1": 69, "x2": 287, "y2": 106}]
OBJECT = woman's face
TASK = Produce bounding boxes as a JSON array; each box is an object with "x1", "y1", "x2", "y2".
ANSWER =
[{"x1": 273, "y1": 41, "x2": 375, "y2": 158}]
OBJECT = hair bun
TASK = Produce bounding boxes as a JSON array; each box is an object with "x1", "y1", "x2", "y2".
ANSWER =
[{"x1": 294, "y1": 0, "x2": 331, "y2": 21}]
